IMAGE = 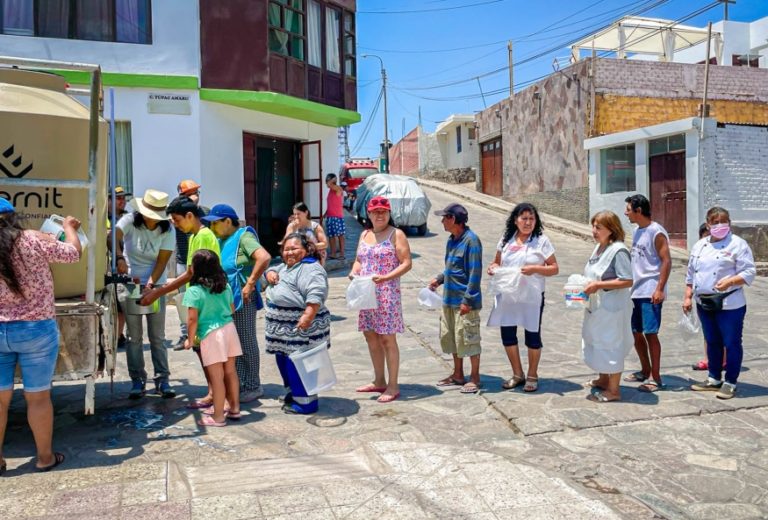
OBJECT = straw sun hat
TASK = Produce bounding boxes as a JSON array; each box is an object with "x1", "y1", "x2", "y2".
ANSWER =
[{"x1": 131, "y1": 189, "x2": 170, "y2": 220}]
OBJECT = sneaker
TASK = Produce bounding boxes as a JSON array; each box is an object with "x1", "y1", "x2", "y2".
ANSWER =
[
  {"x1": 156, "y1": 380, "x2": 176, "y2": 399},
  {"x1": 172, "y1": 335, "x2": 188, "y2": 351},
  {"x1": 240, "y1": 387, "x2": 264, "y2": 403},
  {"x1": 691, "y1": 378, "x2": 722, "y2": 392},
  {"x1": 129, "y1": 379, "x2": 146, "y2": 399},
  {"x1": 716, "y1": 382, "x2": 736, "y2": 400}
]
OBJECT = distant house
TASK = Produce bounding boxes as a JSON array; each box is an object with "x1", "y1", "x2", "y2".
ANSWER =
[
  {"x1": 0, "y1": 0, "x2": 361, "y2": 254},
  {"x1": 475, "y1": 15, "x2": 768, "y2": 252}
]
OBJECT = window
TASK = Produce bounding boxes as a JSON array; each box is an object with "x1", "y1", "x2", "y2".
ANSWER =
[
  {"x1": 325, "y1": 6, "x2": 340, "y2": 73},
  {"x1": 269, "y1": 0, "x2": 305, "y2": 60},
  {"x1": 110, "y1": 121, "x2": 134, "y2": 194},
  {"x1": 649, "y1": 134, "x2": 685, "y2": 156},
  {"x1": 307, "y1": 0, "x2": 321, "y2": 67},
  {"x1": 468, "y1": 125, "x2": 476, "y2": 140},
  {"x1": 600, "y1": 144, "x2": 635, "y2": 193},
  {"x1": 343, "y1": 11, "x2": 355, "y2": 77},
  {"x1": 456, "y1": 126, "x2": 462, "y2": 154},
  {"x1": 0, "y1": 0, "x2": 152, "y2": 43}
]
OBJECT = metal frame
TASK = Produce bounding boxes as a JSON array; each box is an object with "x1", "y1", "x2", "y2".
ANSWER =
[{"x1": 0, "y1": 55, "x2": 102, "y2": 304}]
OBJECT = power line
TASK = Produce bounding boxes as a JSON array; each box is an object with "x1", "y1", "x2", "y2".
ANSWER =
[
  {"x1": 351, "y1": 88, "x2": 384, "y2": 156},
  {"x1": 359, "y1": 0, "x2": 503, "y2": 15}
]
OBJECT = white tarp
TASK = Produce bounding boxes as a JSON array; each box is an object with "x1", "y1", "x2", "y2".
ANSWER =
[{"x1": 355, "y1": 174, "x2": 431, "y2": 227}]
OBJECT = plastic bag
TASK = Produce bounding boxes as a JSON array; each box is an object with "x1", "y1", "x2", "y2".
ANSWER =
[
  {"x1": 678, "y1": 310, "x2": 700, "y2": 337},
  {"x1": 488, "y1": 267, "x2": 540, "y2": 304},
  {"x1": 418, "y1": 287, "x2": 443, "y2": 308},
  {"x1": 563, "y1": 274, "x2": 591, "y2": 310},
  {"x1": 346, "y1": 276, "x2": 378, "y2": 311}
]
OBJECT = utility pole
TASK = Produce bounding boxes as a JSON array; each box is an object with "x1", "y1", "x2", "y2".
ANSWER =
[
  {"x1": 508, "y1": 40, "x2": 514, "y2": 98},
  {"x1": 700, "y1": 22, "x2": 713, "y2": 139},
  {"x1": 720, "y1": 0, "x2": 735, "y2": 20},
  {"x1": 363, "y1": 54, "x2": 389, "y2": 172}
]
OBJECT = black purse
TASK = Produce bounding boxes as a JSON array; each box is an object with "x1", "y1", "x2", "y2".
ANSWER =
[{"x1": 698, "y1": 290, "x2": 736, "y2": 312}]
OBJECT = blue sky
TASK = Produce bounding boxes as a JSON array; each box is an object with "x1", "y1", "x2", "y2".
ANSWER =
[{"x1": 349, "y1": 0, "x2": 768, "y2": 159}]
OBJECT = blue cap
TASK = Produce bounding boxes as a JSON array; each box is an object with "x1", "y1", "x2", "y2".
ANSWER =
[
  {"x1": 201, "y1": 203, "x2": 239, "y2": 223},
  {"x1": 0, "y1": 198, "x2": 14, "y2": 214}
]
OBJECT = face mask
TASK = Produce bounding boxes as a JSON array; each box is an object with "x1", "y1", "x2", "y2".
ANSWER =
[{"x1": 709, "y1": 223, "x2": 730, "y2": 239}]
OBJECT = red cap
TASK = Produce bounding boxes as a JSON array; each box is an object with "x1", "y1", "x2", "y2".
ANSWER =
[
  {"x1": 367, "y1": 196, "x2": 391, "y2": 212},
  {"x1": 177, "y1": 179, "x2": 201, "y2": 195}
]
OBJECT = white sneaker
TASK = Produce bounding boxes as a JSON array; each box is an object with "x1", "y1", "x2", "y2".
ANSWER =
[{"x1": 240, "y1": 387, "x2": 264, "y2": 403}]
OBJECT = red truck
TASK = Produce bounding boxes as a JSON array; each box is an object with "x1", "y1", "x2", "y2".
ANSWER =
[{"x1": 339, "y1": 158, "x2": 380, "y2": 210}]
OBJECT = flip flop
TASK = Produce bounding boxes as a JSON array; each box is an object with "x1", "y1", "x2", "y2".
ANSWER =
[
  {"x1": 460, "y1": 382, "x2": 480, "y2": 394},
  {"x1": 691, "y1": 360, "x2": 708, "y2": 371},
  {"x1": 523, "y1": 377, "x2": 539, "y2": 393},
  {"x1": 437, "y1": 376, "x2": 465, "y2": 387},
  {"x1": 356, "y1": 384, "x2": 387, "y2": 393},
  {"x1": 623, "y1": 371, "x2": 647, "y2": 382},
  {"x1": 584, "y1": 380, "x2": 605, "y2": 390},
  {"x1": 377, "y1": 393, "x2": 400, "y2": 403},
  {"x1": 226, "y1": 411, "x2": 242, "y2": 420},
  {"x1": 186, "y1": 400, "x2": 213, "y2": 409},
  {"x1": 638, "y1": 381, "x2": 665, "y2": 393},
  {"x1": 202, "y1": 407, "x2": 231, "y2": 416},
  {"x1": 586, "y1": 391, "x2": 620, "y2": 403},
  {"x1": 36, "y1": 452, "x2": 65, "y2": 472},
  {"x1": 197, "y1": 416, "x2": 227, "y2": 427}
]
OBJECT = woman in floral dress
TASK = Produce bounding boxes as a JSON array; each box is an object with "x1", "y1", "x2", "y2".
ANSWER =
[{"x1": 349, "y1": 196, "x2": 412, "y2": 403}]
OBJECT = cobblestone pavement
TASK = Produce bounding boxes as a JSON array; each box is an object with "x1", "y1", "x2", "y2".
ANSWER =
[{"x1": 1, "y1": 184, "x2": 767, "y2": 519}]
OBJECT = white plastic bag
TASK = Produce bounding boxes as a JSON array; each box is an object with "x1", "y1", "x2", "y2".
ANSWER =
[
  {"x1": 488, "y1": 267, "x2": 540, "y2": 304},
  {"x1": 346, "y1": 276, "x2": 378, "y2": 311},
  {"x1": 418, "y1": 287, "x2": 443, "y2": 308},
  {"x1": 678, "y1": 310, "x2": 700, "y2": 337},
  {"x1": 563, "y1": 274, "x2": 591, "y2": 310}
]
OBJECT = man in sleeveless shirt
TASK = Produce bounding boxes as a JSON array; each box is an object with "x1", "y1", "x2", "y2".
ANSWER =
[{"x1": 624, "y1": 194, "x2": 671, "y2": 392}]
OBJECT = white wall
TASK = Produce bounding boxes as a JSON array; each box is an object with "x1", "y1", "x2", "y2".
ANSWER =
[
  {"x1": 674, "y1": 18, "x2": 768, "y2": 66},
  {"x1": 0, "y1": 0, "x2": 200, "y2": 76},
  {"x1": 445, "y1": 123, "x2": 479, "y2": 171},
  {"x1": 199, "y1": 102, "x2": 338, "y2": 218}
]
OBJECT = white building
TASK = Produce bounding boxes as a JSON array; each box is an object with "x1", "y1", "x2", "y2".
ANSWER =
[
  {"x1": 0, "y1": 0, "x2": 360, "y2": 254},
  {"x1": 419, "y1": 114, "x2": 479, "y2": 176}
]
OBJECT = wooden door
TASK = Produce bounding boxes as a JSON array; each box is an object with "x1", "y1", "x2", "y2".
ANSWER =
[
  {"x1": 481, "y1": 138, "x2": 503, "y2": 196},
  {"x1": 650, "y1": 152, "x2": 687, "y2": 245},
  {"x1": 242, "y1": 134, "x2": 258, "y2": 228}
]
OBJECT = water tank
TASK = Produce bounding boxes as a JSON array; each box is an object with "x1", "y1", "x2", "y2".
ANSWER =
[{"x1": 0, "y1": 69, "x2": 108, "y2": 298}]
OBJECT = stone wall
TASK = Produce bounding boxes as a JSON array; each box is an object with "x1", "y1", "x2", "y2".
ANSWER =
[
  {"x1": 413, "y1": 167, "x2": 476, "y2": 184},
  {"x1": 506, "y1": 187, "x2": 590, "y2": 224}
]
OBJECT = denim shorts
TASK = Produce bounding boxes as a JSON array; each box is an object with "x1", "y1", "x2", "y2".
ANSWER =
[
  {"x1": 631, "y1": 298, "x2": 663, "y2": 334},
  {"x1": 0, "y1": 319, "x2": 60, "y2": 392}
]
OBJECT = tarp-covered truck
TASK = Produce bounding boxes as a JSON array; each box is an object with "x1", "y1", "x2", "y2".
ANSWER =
[{"x1": 0, "y1": 57, "x2": 117, "y2": 415}]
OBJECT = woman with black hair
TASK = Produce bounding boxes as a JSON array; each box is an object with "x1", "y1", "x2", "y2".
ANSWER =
[
  {"x1": 182, "y1": 249, "x2": 242, "y2": 426},
  {"x1": 284, "y1": 202, "x2": 328, "y2": 265},
  {"x1": 264, "y1": 232, "x2": 330, "y2": 414},
  {"x1": 112, "y1": 189, "x2": 175, "y2": 399},
  {"x1": 0, "y1": 199, "x2": 81, "y2": 472},
  {"x1": 487, "y1": 202, "x2": 559, "y2": 392}
]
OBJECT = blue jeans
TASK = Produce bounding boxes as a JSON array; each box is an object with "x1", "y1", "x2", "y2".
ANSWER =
[
  {"x1": 697, "y1": 304, "x2": 746, "y2": 385},
  {"x1": 125, "y1": 299, "x2": 169, "y2": 383},
  {"x1": 0, "y1": 320, "x2": 60, "y2": 392}
]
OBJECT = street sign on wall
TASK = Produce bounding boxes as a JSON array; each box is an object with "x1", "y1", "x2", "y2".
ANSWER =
[{"x1": 147, "y1": 93, "x2": 191, "y2": 115}]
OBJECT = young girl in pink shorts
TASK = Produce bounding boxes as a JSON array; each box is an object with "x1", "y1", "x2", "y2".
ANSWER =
[{"x1": 183, "y1": 249, "x2": 242, "y2": 426}]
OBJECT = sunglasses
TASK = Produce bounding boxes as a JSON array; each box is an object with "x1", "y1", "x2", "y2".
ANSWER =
[{"x1": 368, "y1": 199, "x2": 389, "y2": 209}]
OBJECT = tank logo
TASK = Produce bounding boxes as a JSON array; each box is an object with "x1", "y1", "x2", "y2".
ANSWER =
[{"x1": 0, "y1": 145, "x2": 34, "y2": 179}]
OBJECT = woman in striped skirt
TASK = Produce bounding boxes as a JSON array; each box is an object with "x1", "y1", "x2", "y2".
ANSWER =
[{"x1": 264, "y1": 232, "x2": 330, "y2": 414}]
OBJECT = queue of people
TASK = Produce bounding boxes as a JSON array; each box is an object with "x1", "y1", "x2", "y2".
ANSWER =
[{"x1": 0, "y1": 178, "x2": 758, "y2": 475}]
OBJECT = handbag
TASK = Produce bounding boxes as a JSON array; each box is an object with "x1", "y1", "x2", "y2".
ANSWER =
[{"x1": 698, "y1": 290, "x2": 736, "y2": 312}]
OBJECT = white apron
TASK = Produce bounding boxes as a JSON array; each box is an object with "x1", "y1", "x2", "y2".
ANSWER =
[{"x1": 581, "y1": 242, "x2": 633, "y2": 374}]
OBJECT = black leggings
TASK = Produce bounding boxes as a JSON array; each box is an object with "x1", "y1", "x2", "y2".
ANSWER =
[{"x1": 500, "y1": 293, "x2": 545, "y2": 349}]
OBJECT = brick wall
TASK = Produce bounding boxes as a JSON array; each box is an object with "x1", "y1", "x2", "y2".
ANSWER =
[{"x1": 390, "y1": 127, "x2": 419, "y2": 175}]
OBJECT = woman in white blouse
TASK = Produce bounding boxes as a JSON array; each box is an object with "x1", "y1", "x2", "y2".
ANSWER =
[
  {"x1": 684, "y1": 206, "x2": 755, "y2": 400},
  {"x1": 487, "y1": 203, "x2": 558, "y2": 392}
]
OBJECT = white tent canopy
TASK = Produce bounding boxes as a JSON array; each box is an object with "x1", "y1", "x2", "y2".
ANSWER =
[{"x1": 571, "y1": 16, "x2": 721, "y2": 62}]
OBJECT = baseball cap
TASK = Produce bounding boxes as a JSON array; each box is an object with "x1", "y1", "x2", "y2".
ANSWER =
[
  {"x1": 367, "y1": 196, "x2": 391, "y2": 212},
  {"x1": 177, "y1": 179, "x2": 201, "y2": 195},
  {"x1": 0, "y1": 198, "x2": 14, "y2": 214},
  {"x1": 201, "y1": 204, "x2": 239, "y2": 223},
  {"x1": 434, "y1": 203, "x2": 468, "y2": 224},
  {"x1": 109, "y1": 186, "x2": 131, "y2": 197}
]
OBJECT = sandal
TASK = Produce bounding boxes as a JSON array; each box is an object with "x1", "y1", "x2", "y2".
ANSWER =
[
  {"x1": 584, "y1": 379, "x2": 605, "y2": 390},
  {"x1": 437, "y1": 376, "x2": 465, "y2": 387},
  {"x1": 226, "y1": 411, "x2": 242, "y2": 420},
  {"x1": 691, "y1": 360, "x2": 708, "y2": 371},
  {"x1": 377, "y1": 392, "x2": 400, "y2": 403},
  {"x1": 202, "y1": 406, "x2": 231, "y2": 416},
  {"x1": 586, "y1": 391, "x2": 620, "y2": 403},
  {"x1": 36, "y1": 452, "x2": 65, "y2": 472},
  {"x1": 186, "y1": 399, "x2": 213, "y2": 409},
  {"x1": 356, "y1": 384, "x2": 387, "y2": 393},
  {"x1": 623, "y1": 371, "x2": 648, "y2": 382},
  {"x1": 638, "y1": 380, "x2": 665, "y2": 393},
  {"x1": 523, "y1": 377, "x2": 539, "y2": 393},
  {"x1": 501, "y1": 374, "x2": 525, "y2": 390},
  {"x1": 197, "y1": 415, "x2": 227, "y2": 427},
  {"x1": 460, "y1": 382, "x2": 480, "y2": 394}
]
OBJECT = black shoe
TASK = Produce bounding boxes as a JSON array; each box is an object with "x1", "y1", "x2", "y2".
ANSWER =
[
  {"x1": 129, "y1": 379, "x2": 146, "y2": 399},
  {"x1": 117, "y1": 335, "x2": 127, "y2": 349},
  {"x1": 172, "y1": 335, "x2": 187, "y2": 351},
  {"x1": 155, "y1": 381, "x2": 176, "y2": 398}
]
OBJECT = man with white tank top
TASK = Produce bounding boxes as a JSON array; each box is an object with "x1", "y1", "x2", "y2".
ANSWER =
[{"x1": 623, "y1": 194, "x2": 672, "y2": 392}]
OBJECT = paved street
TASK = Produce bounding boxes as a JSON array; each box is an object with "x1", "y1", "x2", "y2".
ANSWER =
[{"x1": 2, "y1": 184, "x2": 768, "y2": 519}]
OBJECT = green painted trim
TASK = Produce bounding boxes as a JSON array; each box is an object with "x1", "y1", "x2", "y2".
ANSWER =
[
  {"x1": 200, "y1": 89, "x2": 361, "y2": 127},
  {"x1": 45, "y1": 69, "x2": 198, "y2": 90}
]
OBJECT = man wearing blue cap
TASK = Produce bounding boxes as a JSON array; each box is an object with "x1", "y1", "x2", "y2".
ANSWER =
[{"x1": 203, "y1": 205, "x2": 271, "y2": 402}]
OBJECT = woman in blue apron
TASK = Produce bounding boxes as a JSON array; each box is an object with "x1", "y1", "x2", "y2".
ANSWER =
[{"x1": 203, "y1": 205, "x2": 271, "y2": 403}]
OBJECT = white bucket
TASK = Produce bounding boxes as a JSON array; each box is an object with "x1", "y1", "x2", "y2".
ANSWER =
[
  {"x1": 40, "y1": 214, "x2": 89, "y2": 248},
  {"x1": 289, "y1": 341, "x2": 337, "y2": 395}
]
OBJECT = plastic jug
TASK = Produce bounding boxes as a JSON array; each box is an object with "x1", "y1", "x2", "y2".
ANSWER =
[
  {"x1": 40, "y1": 214, "x2": 89, "y2": 248},
  {"x1": 289, "y1": 341, "x2": 337, "y2": 394}
]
